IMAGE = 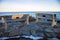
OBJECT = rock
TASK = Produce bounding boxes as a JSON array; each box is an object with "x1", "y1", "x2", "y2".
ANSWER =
[
  {"x1": 19, "y1": 37, "x2": 33, "y2": 40},
  {"x1": 6, "y1": 38, "x2": 20, "y2": 40},
  {"x1": 48, "y1": 38, "x2": 59, "y2": 40}
]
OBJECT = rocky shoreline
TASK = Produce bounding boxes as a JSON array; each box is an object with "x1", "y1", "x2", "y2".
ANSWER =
[
  {"x1": 0, "y1": 22, "x2": 60, "y2": 40},
  {"x1": 0, "y1": 36, "x2": 60, "y2": 40}
]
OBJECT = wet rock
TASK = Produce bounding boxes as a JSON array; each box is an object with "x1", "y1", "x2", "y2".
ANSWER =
[
  {"x1": 21, "y1": 30, "x2": 31, "y2": 36},
  {"x1": 56, "y1": 36, "x2": 60, "y2": 39},
  {"x1": 0, "y1": 32, "x2": 3, "y2": 37},
  {"x1": 6, "y1": 38, "x2": 20, "y2": 40},
  {"x1": 48, "y1": 38, "x2": 59, "y2": 40},
  {"x1": 19, "y1": 37, "x2": 33, "y2": 40},
  {"x1": 56, "y1": 33, "x2": 60, "y2": 39},
  {"x1": 38, "y1": 37, "x2": 48, "y2": 40}
]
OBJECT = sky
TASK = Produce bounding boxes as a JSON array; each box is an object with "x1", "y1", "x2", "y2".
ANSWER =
[{"x1": 0, "y1": 0, "x2": 60, "y2": 12}]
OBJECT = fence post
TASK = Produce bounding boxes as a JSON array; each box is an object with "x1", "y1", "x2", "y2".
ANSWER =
[
  {"x1": 52, "y1": 14, "x2": 57, "y2": 27},
  {"x1": 36, "y1": 13, "x2": 39, "y2": 23},
  {"x1": 26, "y1": 14, "x2": 29, "y2": 25},
  {"x1": 2, "y1": 16, "x2": 7, "y2": 31}
]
